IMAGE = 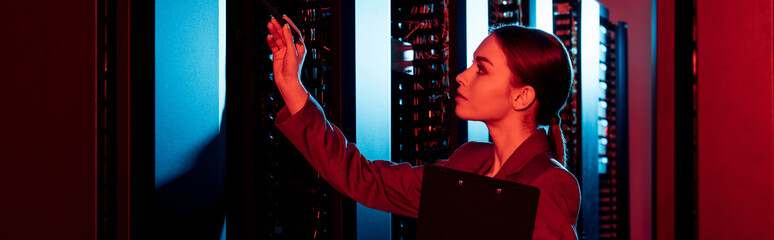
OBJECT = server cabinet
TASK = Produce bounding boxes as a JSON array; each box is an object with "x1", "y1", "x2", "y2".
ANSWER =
[
  {"x1": 390, "y1": 1, "x2": 455, "y2": 238},
  {"x1": 599, "y1": 9, "x2": 630, "y2": 239},
  {"x1": 552, "y1": 1, "x2": 629, "y2": 239},
  {"x1": 226, "y1": 0, "x2": 355, "y2": 239}
]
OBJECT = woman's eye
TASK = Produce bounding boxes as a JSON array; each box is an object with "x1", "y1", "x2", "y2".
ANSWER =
[{"x1": 476, "y1": 64, "x2": 486, "y2": 74}]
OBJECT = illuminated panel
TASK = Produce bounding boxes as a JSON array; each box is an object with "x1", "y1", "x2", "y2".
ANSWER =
[
  {"x1": 466, "y1": 0, "x2": 490, "y2": 142},
  {"x1": 218, "y1": 0, "x2": 226, "y2": 127},
  {"x1": 355, "y1": 0, "x2": 392, "y2": 239},
  {"x1": 535, "y1": 0, "x2": 553, "y2": 33},
  {"x1": 219, "y1": 3, "x2": 225, "y2": 239},
  {"x1": 155, "y1": 0, "x2": 225, "y2": 189},
  {"x1": 599, "y1": 16, "x2": 623, "y2": 239},
  {"x1": 580, "y1": 0, "x2": 601, "y2": 239},
  {"x1": 598, "y1": 24, "x2": 609, "y2": 175},
  {"x1": 581, "y1": 0, "x2": 601, "y2": 168},
  {"x1": 154, "y1": 1, "x2": 227, "y2": 239}
]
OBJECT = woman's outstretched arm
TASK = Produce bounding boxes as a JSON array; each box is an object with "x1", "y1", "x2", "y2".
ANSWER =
[
  {"x1": 266, "y1": 16, "x2": 437, "y2": 217},
  {"x1": 266, "y1": 16, "x2": 308, "y2": 115},
  {"x1": 274, "y1": 94, "x2": 424, "y2": 217}
]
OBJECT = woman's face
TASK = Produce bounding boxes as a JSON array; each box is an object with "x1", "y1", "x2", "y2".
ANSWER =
[{"x1": 455, "y1": 35, "x2": 518, "y2": 122}]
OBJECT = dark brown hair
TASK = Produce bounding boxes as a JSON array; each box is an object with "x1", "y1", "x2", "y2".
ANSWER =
[{"x1": 490, "y1": 25, "x2": 573, "y2": 164}]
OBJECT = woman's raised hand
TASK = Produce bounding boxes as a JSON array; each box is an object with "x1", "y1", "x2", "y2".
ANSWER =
[{"x1": 266, "y1": 15, "x2": 308, "y2": 115}]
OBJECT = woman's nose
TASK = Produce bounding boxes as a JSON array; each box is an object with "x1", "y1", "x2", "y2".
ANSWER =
[
  {"x1": 456, "y1": 67, "x2": 472, "y2": 86},
  {"x1": 455, "y1": 74, "x2": 464, "y2": 86},
  {"x1": 456, "y1": 70, "x2": 468, "y2": 85}
]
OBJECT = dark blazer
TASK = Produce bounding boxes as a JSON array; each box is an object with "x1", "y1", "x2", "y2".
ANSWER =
[{"x1": 276, "y1": 95, "x2": 581, "y2": 239}]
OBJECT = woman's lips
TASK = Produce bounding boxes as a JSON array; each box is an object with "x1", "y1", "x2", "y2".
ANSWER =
[
  {"x1": 456, "y1": 90, "x2": 466, "y2": 99},
  {"x1": 455, "y1": 93, "x2": 466, "y2": 103}
]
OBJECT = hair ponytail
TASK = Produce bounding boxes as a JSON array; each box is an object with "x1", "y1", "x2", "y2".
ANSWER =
[
  {"x1": 490, "y1": 25, "x2": 573, "y2": 166},
  {"x1": 548, "y1": 115, "x2": 567, "y2": 166}
]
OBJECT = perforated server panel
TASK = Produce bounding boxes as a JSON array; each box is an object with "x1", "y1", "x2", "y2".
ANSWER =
[
  {"x1": 489, "y1": 0, "x2": 526, "y2": 26},
  {"x1": 551, "y1": 2, "x2": 630, "y2": 238},
  {"x1": 598, "y1": 11, "x2": 616, "y2": 239},
  {"x1": 599, "y1": 11, "x2": 630, "y2": 239},
  {"x1": 257, "y1": 1, "x2": 337, "y2": 238},
  {"x1": 391, "y1": 0, "x2": 452, "y2": 239},
  {"x1": 391, "y1": 1, "x2": 451, "y2": 167}
]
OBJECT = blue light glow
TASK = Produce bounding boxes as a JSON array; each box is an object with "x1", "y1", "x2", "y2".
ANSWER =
[
  {"x1": 580, "y1": 0, "x2": 601, "y2": 175},
  {"x1": 155, "y1": 0, "x2": 223, "y2": 188},
  {"x1": 466, "y1": 0, "x2": 490, "y2": 143},
  {"x1": 155, "y1": 0, "x2": 227, "y2": 237},
  {"x1": 404, "y1": 50, "x2": 414, "y2": 62},
  {"x1": 535, "y1": 0, "x2": 554, "y2": 33},
  {"x1": 219, "y1": 0, "x2": 226, "y2": 128},
  {"x1": 355, "y1": 0, "x2": 392, "y2": 239},
  {"x1": 219, "y1": 2, "x2": 226, "y2": 238}
]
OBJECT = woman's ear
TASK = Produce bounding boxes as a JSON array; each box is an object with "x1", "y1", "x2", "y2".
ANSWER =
[{"x1": 511, "y1": 85, "x2": 536, "y2": 111}]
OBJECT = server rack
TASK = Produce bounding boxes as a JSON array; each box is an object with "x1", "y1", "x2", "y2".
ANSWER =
[
  {"x1": 391, "y1": 1, "x2": 451, "y2": 168},
  {"x1": 227, "y1": 0, "x2": 354, "y2": 239},
  {"x1": 261, "y1": 1, "x2": 337, "y2": 239},
  {"x1": 222, "y1": 1, "x2": 634, "y2": 239},
  {"x1": 390, "y1": 1, "x2": 453, "y2": 239},
  {"x1": 599, "y1": 9, "x2": 630, "y2": 239},
  {"x1": 598, "y1": 12, "x2": 614, "y2": 238},
  {"x1": 489, "y1": 0, "x2": 528, "y2": 26},
  {"x1": 552, "y1": 1, "x2": 630, "y2": 239}
]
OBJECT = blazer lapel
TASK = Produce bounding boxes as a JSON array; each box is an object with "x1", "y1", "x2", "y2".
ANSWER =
[{"x1": 493, "y1": 130, "x2": 551, "y2": 180}]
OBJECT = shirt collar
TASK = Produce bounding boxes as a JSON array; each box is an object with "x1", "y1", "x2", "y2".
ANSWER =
[{"x1": 486, "y1": 129, "x2": 551, "y2": 180}]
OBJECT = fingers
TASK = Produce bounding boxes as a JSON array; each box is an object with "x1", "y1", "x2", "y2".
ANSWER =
[
  {"x1": 267, "y1": 34, "x2": 279, "y2": 53},
  {"x1": 295, "y1": 41, "x2": 306, "y2": 61},
  {"x1": 282, "y1": 24, "x2": 297, "y2": 57},
  {"x1": 283, "y1": 15, "x2": 304, "y2": 43},
  {"x1": 267, "y1": 15, "x2": 306, "y2": 64},
  {"x1": 267, "y1": 17, "x2": 285, "y2": 49},
  {"x1": 269, "y1": 16, "x2": 283, "y2": 34}
]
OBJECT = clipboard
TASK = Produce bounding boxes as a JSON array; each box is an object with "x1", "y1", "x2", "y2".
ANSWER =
[{"x1": 416, "y1": 165, "x2": 540, "y2": 239}]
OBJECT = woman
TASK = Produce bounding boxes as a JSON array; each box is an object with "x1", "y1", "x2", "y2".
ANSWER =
[{"x1": 266, "y1": 15, "x2": 580, "y2": 239}]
